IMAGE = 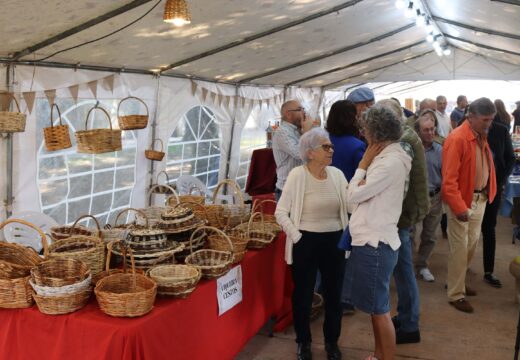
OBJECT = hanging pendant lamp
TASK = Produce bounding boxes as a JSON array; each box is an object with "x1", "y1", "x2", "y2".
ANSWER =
[{"x1": 163, "y1": 0, "x2": 192, "y2": 26}]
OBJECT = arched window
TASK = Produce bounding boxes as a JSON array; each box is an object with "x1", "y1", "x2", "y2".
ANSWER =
[
  {"x1": 166, "y1": 106, "x2": 221, "y2": 190},
  {"x1": 36, "y1": 99, "x2": 137, "y2": 226}
]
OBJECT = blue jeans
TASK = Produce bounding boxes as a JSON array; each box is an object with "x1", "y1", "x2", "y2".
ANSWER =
[
  {"x1": 393, "y1": 228, "x2": 420, "y2": 332},
  {"x1": 340, "y1": 258, "x2": 353, "y2": 305}
]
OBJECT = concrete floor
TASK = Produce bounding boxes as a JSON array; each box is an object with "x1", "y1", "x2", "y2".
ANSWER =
[{"x1": 237, "y1": 216, "x2": 520, "y2": 360}]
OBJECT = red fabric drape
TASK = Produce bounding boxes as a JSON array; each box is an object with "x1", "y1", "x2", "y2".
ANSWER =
[{"x1": 245, "y1": 148, "x2": 277, "y2": 196}]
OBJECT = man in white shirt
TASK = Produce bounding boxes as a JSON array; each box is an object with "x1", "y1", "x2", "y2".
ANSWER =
[
  {"x1": 272, "y1": 100, "x2": 306, "y2": 200},
  {"x1": 436, "y1": 95, "x2": 452, "y2": 137}
]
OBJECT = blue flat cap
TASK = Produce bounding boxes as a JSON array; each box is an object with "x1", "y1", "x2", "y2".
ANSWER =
[{"x1": 347, "y1": 87, "x2": 375, "y2": 103}]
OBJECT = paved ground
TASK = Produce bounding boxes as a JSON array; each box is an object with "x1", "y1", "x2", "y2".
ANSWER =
[{"x1": 237, "y1": 216, "x2": 520, "y2": 360}]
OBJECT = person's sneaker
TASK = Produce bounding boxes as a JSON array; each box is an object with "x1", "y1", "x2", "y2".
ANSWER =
[
  {"x1": 341, "y1": 302, "x2": 355, "y2": 315},
  {"x1": 465, "y1": 285, "x2": 477, "y2": 296},
  {"x1": 325, "y1": 343, "x2": 342, "y2": 360},
  {"x1": 449, "y1": 298, "x2": 474, "y2": 313},
  {"x1": 395, "y1": 329, "x2": 421, "y2": 344},
  {"x1": 484, "y1": 273, "x2": 503, "y2": 288},
  {"x1": 419, "y1": 268, "x2": 435, "y2": 282},
  {"x1": 297, "y1": 342, "x2": 312, "y2": 360}
]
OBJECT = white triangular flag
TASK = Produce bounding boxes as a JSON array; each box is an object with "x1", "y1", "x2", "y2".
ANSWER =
[
  {"x1": 191, "y1": 80, "x2": 197, "y2": 96},
  {"x1": 87, "y1": 80, "x2": 98, "y2": 98},
  {"x1": 201, "y1": 88, "x2": 208, "y2": 102},
  {"x1": 22, "y1": 92, "x2": 36, "y2": 114},
  {"x1": 102, "y1": 75, "x2": 115, "y2": 93},
  {"x1": 68, "y1": 85, "x2": 79, "y2": 102},
  {"x1": 44, "y1": 89, "x2": 56, "y2": 106}
]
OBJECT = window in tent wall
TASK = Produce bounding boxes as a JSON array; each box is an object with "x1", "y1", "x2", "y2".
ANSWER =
[
  {"x1": 36, "y1": 98, "x2": 138, "y2": 227},
  {"x1": 165, "y1": 106, "x2": 221, "y2": 192},
  {"x1": 235, "y1": 105, "x2": 269, "y2": 190}
]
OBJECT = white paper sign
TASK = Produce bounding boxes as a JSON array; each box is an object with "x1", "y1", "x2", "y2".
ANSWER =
[{"x1": 217, "y1": 265, "x2": 242, "y2": 315}]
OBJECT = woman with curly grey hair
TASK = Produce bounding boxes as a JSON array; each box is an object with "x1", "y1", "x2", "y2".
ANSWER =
[
  {"x1": 346, "y1": 104, "x2": 412, "y2": 360},
  {"x1": 276, "y1": 127, "x2": 349, "y2": 360}
]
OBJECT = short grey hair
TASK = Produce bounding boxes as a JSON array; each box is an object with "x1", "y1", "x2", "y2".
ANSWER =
[
  {"x1": 469, "y1": 97, "x2": 496, "y2": 117},
  {"x1": 377, "y1": 99, "x2": 405, "y2": 122},
  {"x1": 362, "y1": 104, "x2": 403, "y2": 143},
  {"x1": 299, "y1": 127, "x2": 330, "y2": 163}
]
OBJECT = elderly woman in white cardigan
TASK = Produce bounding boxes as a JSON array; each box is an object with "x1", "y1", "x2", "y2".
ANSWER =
[{"x1": 275, "y1": 127, "x2": 348, "y2": 360}]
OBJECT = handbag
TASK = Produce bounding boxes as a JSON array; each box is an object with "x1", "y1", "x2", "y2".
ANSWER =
[{"x1": 337, "y1": 226, "x2": 352, "y2": 251}]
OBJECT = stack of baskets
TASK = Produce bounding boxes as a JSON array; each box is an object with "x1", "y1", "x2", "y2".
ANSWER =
[
  {"x1": 30, "y1": 258, "x2": 92, "y2": 315},
  {"x1": 0, "y1": 219, "x2": 43, "y2": 309},
  {"x1": 95, "y1": 247, "x2": 157, "y2": 317},
  {"x1": 46, "y1": 215, "x2": 105, "y2": 275},
  {"x1": 147, "y1": 264, "x2": 201, "y2": 298},
  {"x1": 185, "y1": 226, "x2": 234, "y2": 279}
]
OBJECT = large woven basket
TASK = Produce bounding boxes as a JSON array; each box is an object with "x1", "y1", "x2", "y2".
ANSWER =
[
  {"x1": 212, "y1": 179, "x2": 250, "y2": 229},
  {"x1": 184, "y1": 226, "x2": 233, "y2": 279},
  {"x1": 0, "y1": 219, "x2": 44, "y2": 279},
  {"x1": 94, "y1": 247, "x2": 157, "y2": 317},
  {"x1": 31, "y1": 258, "x2": 91, "y2": 287},
  {"x1": 0, "y1": 93, "x2": 26, "y2": 133},
  {"x1": 44, "y1": 103, "x2": 72, "y2": 151},
  {"x1": 32, "y1": 289, "x2": 91, "y2": 315},
  {"x1": 207, "y1": 228, "x2": 248, "y2": 264},
  {"x1": 168, "y1": 185, "x2": 206, "y2": 206},
  {"x1": 117, "y1": 96, "x2": 149, "y2": 130},
  {"x1": 46, "y1": 215, "x2": 105, "y2": 275},
  {"x1": 0, "y1": 275, "x2": 33, "y2": 308},
  {"x1": 75, "y1": 106, "x2": 122, "y2": 154},
  {"x1": 101, "y1": 208, "x2": 148, "y2": 243},
  {"x1": 145, "y1": 138, "x2": 165, "y2": 161},
  {"x1": 246, "y1": 212, "x2": 275, "y2": 250},
  {"x1": 147, "y1": 264, "x2": 201, "y2": 298}
]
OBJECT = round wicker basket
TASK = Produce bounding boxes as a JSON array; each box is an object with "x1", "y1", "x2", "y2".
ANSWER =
[
  {"x1": 147, "y1": 264, "x2": 201, "y2": 298},
  {"x1": 117, "y1": 96, "x2": 149, "y2": 130},
  {"x1": 246, "y1": 212, "x2": 275, "y2": 250}
]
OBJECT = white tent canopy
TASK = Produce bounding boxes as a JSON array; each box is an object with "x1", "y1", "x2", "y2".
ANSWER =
[{"x1": 1, "y1": 0, "x2": 519, "y2": 224}]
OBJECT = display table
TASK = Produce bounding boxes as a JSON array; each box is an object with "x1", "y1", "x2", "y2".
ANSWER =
[{"x1": 0, "y1": 234, "x2": 292, "y2": 360}]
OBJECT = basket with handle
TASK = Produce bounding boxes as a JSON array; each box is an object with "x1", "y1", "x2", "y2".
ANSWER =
[
  {"x1": 0, "y1": 219, "x2": 44, "y2": 279},
  {"x1": 117, "y1": 96, "x2": 149, "y2": 130},
  {"x1": 249, "y1": 199, "x2": 281, "y2": 234},
  {"x1": 94, "y1": 245, "x2": 157, "y2": 317},
  {"x1": 206, "y1": 227, "x2": 248, "y2": 264},
  {"x1": 75, "y1": 105, "x2": 122, "y2": 154},
  {"x1": 142, "y1": 183, "x2": 177, "y2": 226},
  {"x1": 184, "y1": 226, "x2": 234, "y2": 279},
  {"x1": 246, "y1": 212, "x2": 275, "y2": 250},
  {"x1": 211, "y1": 179, "x2": 250, "y2": 229},
  {"x1": 0, "y1": 275, "x2": 34, "y2": 308},
  {"x1": 0, "y1": 93, "x2": 26, "y2": 133},
  {"x1": 168, "y1": 185, "x2": 205, "y2": 206},
  {"x1": 150, "y1": 171, "x2": 174, "y2": 194},
  {"x1": 147, "y1": 264, "x2": 201, "y2": 298},
  {"x1": 47, "y1": 215, "x2": 106, "y2": 275},
  {"x1": 101, "y1": 208, "x2": 148, "y2": 243},
  {"x1": 91, "y1": 241, "x2": 145, "y2": 285},
  {"x1": 145, "y1": 138, "x2": 165, "y2": 161},
  {"x1": 43, "y1": 103, "x2": 72, "y2": 151}
]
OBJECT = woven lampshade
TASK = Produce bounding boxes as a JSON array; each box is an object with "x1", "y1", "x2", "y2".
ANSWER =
[{"x1": 163, "y1": 0, "x2": 191, "y2": 26}]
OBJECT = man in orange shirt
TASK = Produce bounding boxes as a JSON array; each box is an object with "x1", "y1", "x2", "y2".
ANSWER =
[{"x1": 441, "y1": 97, "x2": 497, "y2": 313}]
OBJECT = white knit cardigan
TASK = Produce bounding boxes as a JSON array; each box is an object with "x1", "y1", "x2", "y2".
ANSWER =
[{"x1": 275, "y1": 165, "x2": 349, "y2": 264}]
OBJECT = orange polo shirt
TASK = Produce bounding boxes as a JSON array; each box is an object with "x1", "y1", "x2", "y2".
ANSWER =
[{"x1": 441, "y1": 121, "x2": 496, "y2": 215}]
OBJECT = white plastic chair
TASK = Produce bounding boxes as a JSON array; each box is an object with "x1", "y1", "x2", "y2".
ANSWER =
[{"x1": 3, "y1": 211, "x2": 57, "y2": 252}]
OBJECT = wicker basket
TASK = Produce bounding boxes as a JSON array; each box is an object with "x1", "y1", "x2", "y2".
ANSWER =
[
  {"x1": 144, "y1": 184, "x2": 178, "y2": 226},
  {"x1": 91, "y1": 241, "x2": 144, "y2": 285},
  {"x1": 184, "y1": 226, "x2": 233, "y2": 279},
  {"x1": 101, "y1": 208, "x2": 148, "y2": 243},
  {"x1": 117, "y1": 96, "x2": 149, "y2": 130},
  {"x1": 32, "y1": 289, "x2": 91, "y2": 315},
  {"x1": 44, "y1": 103, "x2": 72, "y2": 151},
  {"x1": 0, "y1": 93, "x2": 26, "y2": 133},
  {"x1": 206, "y1": 228, "x2": 248, "y2": 264},
  {"x1": 75, "y1": 106, "x2": 122, "y2": 154},
  {"x1": 0, "y1": 275, "x2": 33, "y2": 308},
  {"x1": 168, "y1": 185, "x2": 206, "y2": 206},
  {"x1": 0, "y1": 219, "x2": 44, "y2": 279},
  {"x1": 46, "y1": 215, "x2": 105, "y2": 275},
  {"x1": 246, "y1": 212, "x2": 275, "y2": 250},
  {"x1": 31, "y1": 258, "x2": 91, "y2": 287},
  {"x1": 211, "y1": 179, "x2": 250, "y2": 229},
  {"x1": 94, "y1": 247, "x2": 157, "y2": 317},
  {"x1": 147, "y1": 264, "x2": 201, "y2": 298},
  {"x1": 145, "y1": 139, "x2": 165, "y2": 161},
  {"x1": 241, "y1": 200, "x2": 281, "y2": 234}
]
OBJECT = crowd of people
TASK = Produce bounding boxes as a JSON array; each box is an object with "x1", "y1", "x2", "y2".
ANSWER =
[{"x1": 272, "y1": 89, "x2": 516, "y2": 360}]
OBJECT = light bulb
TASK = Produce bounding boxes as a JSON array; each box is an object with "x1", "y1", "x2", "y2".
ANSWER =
[
  {"x1": 426, "y1": 33, "x2": 434, "y2": 42},
  {"x1": 435, "y1": 47, "x2": 444, "y2": 57},
  {"x1": 443, "y1": 47, "x2": 452, "y2": 56},
  {"x1": 168, "y1": 17, "x2": 191, "y2": 26}
]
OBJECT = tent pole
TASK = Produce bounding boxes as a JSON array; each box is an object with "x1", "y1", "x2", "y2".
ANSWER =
[
  {"x1": 4, "y1": 64, "x2": 13, "y2": 219},
  {"x1": 225, "y1": 86, "x2": 240, "y2": 186},
  {"x1": 147, "y1": 75, "x2": 161, "y2": 206}
]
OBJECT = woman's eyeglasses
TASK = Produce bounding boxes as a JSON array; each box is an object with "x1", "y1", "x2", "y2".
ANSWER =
[{"x1": 320, "y1": 144, "x2": 335, "y2": 152}]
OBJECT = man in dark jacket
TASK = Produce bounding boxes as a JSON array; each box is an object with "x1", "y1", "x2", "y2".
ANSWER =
[{"x1": 481, "y1": 119, "x2": 515, "y2": 287}]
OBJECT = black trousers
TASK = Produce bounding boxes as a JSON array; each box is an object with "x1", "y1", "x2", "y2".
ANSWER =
[
  {"x1": 481, "y1": 186, "x2": 503, "y2": 274},
  {"x1": 291, "y1": 230, "x2": 344, "y2": 344}
]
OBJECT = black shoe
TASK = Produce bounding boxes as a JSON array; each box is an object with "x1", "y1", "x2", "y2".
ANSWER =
[
  {"x1": 395, "y1": 329, "x2": 421, "y2": 344},
  {"x1": 391, "y1": 315, "x2": 401, "y2": 330},
  {"x1": 341, "y1": 302, "x2": 355, "y2": 315},
  {"x1": 484, "y1": 273, "x2": 502, "y2": 288},
  {"x1": 325, "y1": 343, "x2": 342, "y2": 360},
  {"x1": 297, "y1": 342, "x2": 312, "y2": 360}
]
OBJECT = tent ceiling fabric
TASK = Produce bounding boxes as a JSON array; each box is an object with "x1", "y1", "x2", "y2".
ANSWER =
[{"x1": 1, "y1": 0, "x2": 520, "y2": 87}]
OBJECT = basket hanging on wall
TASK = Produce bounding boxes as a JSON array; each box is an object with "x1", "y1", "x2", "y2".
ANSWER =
[
  {"x1": 0, "y1": 93, "x2": 26, "y2": 133},
  {"x1": 75, "y1": 106, "x2": 122, "y2": 154},
  {"x1": 145, "y1": 138, "x2": 165, "y2": 161},
  {"x1": 44, "y1": 104, "x2": 72, "y2": 151},
  {"x1": 117, "y1": 96, "x2": 149, "y2": 130}
]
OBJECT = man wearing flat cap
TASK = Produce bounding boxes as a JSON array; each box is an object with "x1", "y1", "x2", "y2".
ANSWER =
[{"x1": 347, "y1": 87, "x2": 375, "y2": 122}]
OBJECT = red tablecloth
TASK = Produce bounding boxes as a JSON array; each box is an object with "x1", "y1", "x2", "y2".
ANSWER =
[
  {"x1": 245, "y1": 148, "x2": 277, "y2": 196},
  {"x1": 0, "y1": 235, "x2": 292, "y2": 360}
]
